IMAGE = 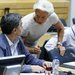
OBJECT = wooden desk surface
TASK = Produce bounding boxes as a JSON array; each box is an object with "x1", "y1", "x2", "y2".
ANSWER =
[
  {"x1": 20, "y1": 66, "x2": 75, "y2": 75},
  {"x1": 20, "y1": 73, "x2": 45, "y2": 75}
]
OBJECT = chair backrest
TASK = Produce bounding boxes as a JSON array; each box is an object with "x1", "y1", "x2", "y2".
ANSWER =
[
  {"x1": 47, "y1": 19, "x2": 67, "y2": 32},
  {"x1": 72, "y1": 18, "x2": 75, "y2": 24},
  {"x1": 0, "y1": 66, "x2": 4, "y2": 75},
  {"x1": 3, "y1": 65, "x2": 21, "y2": 75},
  {"x1": 39, "y1": 40, "x2": 52, "y2": 61}
]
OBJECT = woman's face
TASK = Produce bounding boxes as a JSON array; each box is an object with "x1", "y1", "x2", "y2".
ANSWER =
[{"x1": 34, "y1": 9, "x2": 49, "y2": 24}]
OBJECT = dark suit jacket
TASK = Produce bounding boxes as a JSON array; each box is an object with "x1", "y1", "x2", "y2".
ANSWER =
[{"x1": 0, "y1": 34, "x2": 44, "y2": 72}]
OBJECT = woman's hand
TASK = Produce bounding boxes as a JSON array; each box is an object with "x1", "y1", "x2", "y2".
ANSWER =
[{"x1": 34, "y1": 45, "x2": 41, "y2": 54}]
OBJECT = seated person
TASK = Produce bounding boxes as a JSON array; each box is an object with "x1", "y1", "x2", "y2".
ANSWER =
[
  {"x1": 45, "y1": 25, "x2": 75, "y2": 64},
  {"x1": 0, "y1": 13, "x2": 51, "y2": 73},
  {"x1": 21, "y1": 0, "x2": 64, "y2": 55}
]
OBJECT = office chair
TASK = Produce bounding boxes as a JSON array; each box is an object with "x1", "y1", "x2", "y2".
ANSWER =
[
  {"x1": 47, "y1": 18, "x2": 67, "y2": 32},
  {"x1": 72, "y1": 18, "x2": 75, "y2": 24},
  {"x1": 39, "y1": 40, "x2": 52, "y2": 61}
]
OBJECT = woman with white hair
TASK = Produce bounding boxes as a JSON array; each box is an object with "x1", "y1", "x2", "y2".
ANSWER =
[{"x1": 21, "y1": 0, "x2": 64, "y2": 56}]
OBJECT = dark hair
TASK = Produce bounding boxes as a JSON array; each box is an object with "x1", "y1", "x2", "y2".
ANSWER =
[{"x1": 0, "y1": 13, "x2": 22, "y2": 34}]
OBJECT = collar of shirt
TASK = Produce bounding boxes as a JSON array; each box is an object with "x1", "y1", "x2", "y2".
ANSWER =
[
  {"x1": 5, "y1": 34, "x2": 19, "y2": 46},
  {"x1": 5, "y1": 34, "x2": 19, "y2": 55},
  {"x1": 5, "y1": 34, "x2": 13, "y2": 47}
]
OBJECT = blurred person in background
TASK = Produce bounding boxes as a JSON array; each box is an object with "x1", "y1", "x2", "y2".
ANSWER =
[{"x1": 45, "y1": 25, "x2": 75, "y2": 64}]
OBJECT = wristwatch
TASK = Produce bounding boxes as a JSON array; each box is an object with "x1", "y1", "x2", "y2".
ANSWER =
[{"x1": 57, "y1": 42, "x2": 62, "y2": 46}]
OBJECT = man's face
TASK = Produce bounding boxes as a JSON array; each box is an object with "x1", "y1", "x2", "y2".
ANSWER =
[
  {"x1": 15, "y1": 21, "x2": 23, "y2": 37},
  {"x1": 12, "y1": 21, "x2": 23, "y2": 40},
  {"x1": 34, "y1": 9, "x2": 49, "y2": 24}
]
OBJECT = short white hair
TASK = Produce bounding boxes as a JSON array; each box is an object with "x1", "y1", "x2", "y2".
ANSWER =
[{"x1": 33, "y1": 0, "x2": 54, "y2": 14}]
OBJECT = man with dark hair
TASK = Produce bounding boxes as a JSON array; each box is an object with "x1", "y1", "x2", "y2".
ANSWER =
[{"x1": 0, "y1": 13, "x2": 51, "y2": 73}]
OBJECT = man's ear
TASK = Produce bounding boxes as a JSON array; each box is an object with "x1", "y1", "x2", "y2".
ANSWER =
[{"x1": 12, "y1": 28, "x2": 17, "y2": 34}]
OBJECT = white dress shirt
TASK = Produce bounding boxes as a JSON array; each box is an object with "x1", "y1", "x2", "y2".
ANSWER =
[
  {"x1": 5, "y1": 35, "x2": 19, "y2": 56},
  {"x1": 45, "y1": 26, "x2": 75, "y2": 51}
]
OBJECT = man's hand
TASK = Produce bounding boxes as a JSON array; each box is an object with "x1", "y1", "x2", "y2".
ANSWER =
[
  {"x1": 31, "y1": 61, "x2": 52, "y2": 73},
  {"x1": 42, "y1": 61, "x2": 52, "y2": 69},
  {"x1": 57, "y1": 45, "x2": 65, "y2": 56},
  {"x1": 31, "y1": 65, "x2": 45, "y2": 73}
]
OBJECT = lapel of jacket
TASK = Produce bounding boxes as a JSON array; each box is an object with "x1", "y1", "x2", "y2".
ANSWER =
[{"x1": 2, "y1": 34, "x2": 12, "y2": 56}]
